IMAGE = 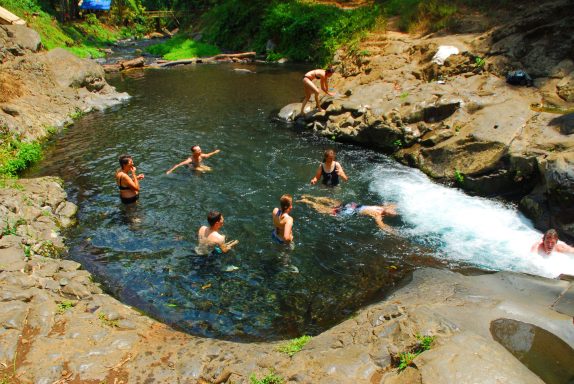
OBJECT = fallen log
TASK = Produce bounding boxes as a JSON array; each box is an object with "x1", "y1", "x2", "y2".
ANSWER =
[
  {"x1": 120, "y1": 56, "x2": 145, "y2": 70},
  {"x1": 154, "y1": 52, "x2": 256, "y2": 68}
]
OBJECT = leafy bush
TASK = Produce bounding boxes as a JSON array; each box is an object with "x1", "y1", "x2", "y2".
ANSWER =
[
  {"x1": 0, "y1": 138, "x2": 42, "y2": 178},
  {"x1": 250, "y1": 371, "x2": 284, "y2": 384},
  {"x1": 200, "y1": 0, "x2": 381, "y2": 64}
]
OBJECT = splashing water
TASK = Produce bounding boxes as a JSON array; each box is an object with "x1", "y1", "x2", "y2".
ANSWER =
[{"x1": 369, "y1": 162, "x2": 574, "y2": 278}]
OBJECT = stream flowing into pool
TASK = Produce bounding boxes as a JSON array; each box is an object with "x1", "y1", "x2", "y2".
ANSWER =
[{"x1": 29, "y1": 63, "x2": 574, "y2": 340}]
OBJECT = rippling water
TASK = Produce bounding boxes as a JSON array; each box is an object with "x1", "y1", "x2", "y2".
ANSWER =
[{"x1": 29, "y1": 63, "x2": 571, "y2": 340}]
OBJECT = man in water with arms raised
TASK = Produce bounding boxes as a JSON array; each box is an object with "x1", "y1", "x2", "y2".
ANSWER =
[
  {"x1": 531, "y1": 229, "x2": 574, "y2": 257},
  {"x1": 166, "y1": 145, "x2": 221, "y2": 174}
]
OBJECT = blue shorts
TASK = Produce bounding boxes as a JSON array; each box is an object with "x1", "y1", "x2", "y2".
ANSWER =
[{"x1": 271, "y1": 229, "x2": 285, "y2": 244}]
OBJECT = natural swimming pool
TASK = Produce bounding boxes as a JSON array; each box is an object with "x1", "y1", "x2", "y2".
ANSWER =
[{"x1": 30, "y1": 63, "x2": 574, "y2": 340}]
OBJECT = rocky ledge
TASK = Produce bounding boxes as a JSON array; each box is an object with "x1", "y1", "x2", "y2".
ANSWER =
[
  {"x1": 0, "y1": 24, "x2": 129, "y2": 141},
  {"x1": 1, "y1": 179, "x2": 573, "y2": 383},
  {"x1": 279, "y1": 0, "x2": 574, "y2": 241}
]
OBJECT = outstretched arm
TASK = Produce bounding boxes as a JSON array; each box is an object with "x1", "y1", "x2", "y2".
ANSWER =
[
  {"x1": 310, "y1": 165, "x2": 323, "y2": 185},
  {"x1": 166, "y1": 158, "x2": 192, "y2": 174},
  {"x1": 220, "y1": 239, "x2": 239, "y2": 253},
  {"x1": 202, "y1": 149, "x2": 221, "y2": 159},
  {"x1": 321, "y1": 77, "x2": 335, "y2": 96},
  {"x1": 556, "y1": 241, "x2": 574, "y2": 254},
  {"x1": 373, "y1": 214, "x2": 396, "y2": 235}
]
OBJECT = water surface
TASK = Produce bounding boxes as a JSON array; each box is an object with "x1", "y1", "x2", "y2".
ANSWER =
[{"x1": 30, "y1": 64, "x2": 573, "y2": 340}]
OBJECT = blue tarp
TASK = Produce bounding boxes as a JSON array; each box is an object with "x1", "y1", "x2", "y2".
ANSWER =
[{"x1": 80, "y1": 0, "x2": 112, "y2": 10}]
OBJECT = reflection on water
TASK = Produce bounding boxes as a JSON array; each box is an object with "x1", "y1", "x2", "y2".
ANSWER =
[
  {"x1": 29, "y1": 64, "x2": 559, "y2": 340},
  {"x1": 491, "y1": 318, "x2": 574, "y2": 384}
]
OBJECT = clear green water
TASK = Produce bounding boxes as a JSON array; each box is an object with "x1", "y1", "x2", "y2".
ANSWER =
[{"x1": 31, "y1": 64, "x2": 444, "y2": 340}]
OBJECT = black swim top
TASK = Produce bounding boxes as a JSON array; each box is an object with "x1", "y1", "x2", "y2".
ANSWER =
[
  {"x1": 117, "y1": 174, "x2": 130, "y2": 190},
  {"x1": 321, "y1": 162, "x2": 339, "y2": 186}
]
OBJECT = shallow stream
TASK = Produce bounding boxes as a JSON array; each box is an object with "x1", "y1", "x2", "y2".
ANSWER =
[{"x1": 29, "y1": 64, "x2": 574, "y2": 340}]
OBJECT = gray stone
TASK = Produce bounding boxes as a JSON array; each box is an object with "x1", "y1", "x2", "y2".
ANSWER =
[
  {"x1": 0, "y1": 300, "x2": 28, "y2": 329},
  {"x1": 58, "y1": 259, "x2": 81, "y2": 271},
  {"x1": 0, "y1": 286, "x2": 35, "y2": 302},
  {"x1": 117, "y1": 319, "x2": 137, "y2": 330},
  {"x1": 61, "y1": 281, "x2": 91, "y2": 299},
  {"x1": 556, "y1": 73, "x2": 574, "y2": 102},
  {"x1": 0, "y1": 329, "x2": 20, "y2": 364},
  {"x1": 417, "y1": 332, "x2": 545, "y2": 384},
  {"x1": 2, "y1": 25, "x2": 41, "y2": 52},
  {"x1": 55, "y1": 201, "x2": 77, "y2": 219},
  {"x1": 552, "y1": 284, "x2": 574, "y2": 316},
  {"x1": 0, "y1": 246, "x2": 26, "y2": 271}
]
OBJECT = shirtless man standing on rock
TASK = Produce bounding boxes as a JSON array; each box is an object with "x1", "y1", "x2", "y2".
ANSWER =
[{"x1": 166, "y1": 145, "x2": 221, "y2": 174}]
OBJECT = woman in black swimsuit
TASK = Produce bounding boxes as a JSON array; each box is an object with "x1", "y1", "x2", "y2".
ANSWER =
[
  {"x1": 301, "y1": 67, "x2": 335, "y2": 116},
  {"x1": 310, "y1": 149, "x2": 348, "y2": 186},
  {"x1": 115, "y1": 154, "x2": 144, "y2": 204}
]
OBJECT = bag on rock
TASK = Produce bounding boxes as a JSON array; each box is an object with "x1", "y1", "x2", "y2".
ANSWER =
[{"x1": 506, "y1": 70, "x2": 533, "y2": 86}]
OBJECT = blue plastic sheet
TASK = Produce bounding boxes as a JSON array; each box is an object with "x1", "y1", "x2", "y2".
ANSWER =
[{"x1": 80, "y1": 0, "x2": 112, "y2": 10}]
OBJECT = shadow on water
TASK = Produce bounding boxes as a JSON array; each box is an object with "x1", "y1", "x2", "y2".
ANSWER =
[{"x1": 491, "y1": 318, "x2": 574, "y2": 384}]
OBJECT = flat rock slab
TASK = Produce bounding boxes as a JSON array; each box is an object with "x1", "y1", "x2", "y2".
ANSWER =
[{"x1": 553, "y1": 283, "x2": 574, "y2": 317}]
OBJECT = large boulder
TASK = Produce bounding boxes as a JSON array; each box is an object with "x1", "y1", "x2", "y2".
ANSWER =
[
  {"x1": 0, "y1": 25, "x2": 41, "y2": 56},
  {"x1": 41, "y1": 48, "x2": 106, "y2": 90},
  {"x1": 542, "y1": 151, "x2": 574, "y2": 239}
]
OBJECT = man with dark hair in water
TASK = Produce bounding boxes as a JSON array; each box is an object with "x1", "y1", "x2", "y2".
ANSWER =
[
  {"x1": 531, "y1": 229, "x2": 574, "y2": 257},
  {"x1": 196, "y1": 211, "x2": 238, "y2": 256}
]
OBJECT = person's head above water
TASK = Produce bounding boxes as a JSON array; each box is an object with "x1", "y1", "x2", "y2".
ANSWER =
[
  {"x1": 191, "y1": 145, "x2": 202, "y2": 154},
  {"x1": 118, "y1": 154, "x2": 133, "y2": 170},
  {"x1": 323, "y1": 149, "x2": 336, "y2": 162},
  {"x1": 280, "y1": 194, "x2": 293, "y2": 212},
  {"x1": 207, "y1": 211, "x2": 223, "y2": 228},
  {"x1": 543, "y1": 229, "x2": 559, "y2": 252}
]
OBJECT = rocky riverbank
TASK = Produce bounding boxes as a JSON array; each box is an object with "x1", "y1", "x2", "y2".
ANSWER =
[
  {"x1": 1, "y1": 180, "x2": 573, "y2": 382},
  {"x1": 279, "y1": 0, "x2": 574, "y2": 241},
  {"x1": 1, "y1": 15, "x2": 573, "y2": 384}
]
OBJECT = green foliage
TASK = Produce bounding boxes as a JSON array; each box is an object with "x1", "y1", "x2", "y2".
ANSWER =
[
  {"x1": 146, "y1": 33, "x2": 220, "y2": 60},
  {"x1": 250, "y1": 371, "x2": 285, "y2": 384},
  {"x1": 393, "y1": 139, "x2": 403, "y2": 149},
  {"x1": 266, "y1": 52, "x2": 285, "y2": 62},
  {"x1": 98, "y1": 312, "x2": 119, "y2": 327},
  {"x1": 2, "y1": 219, "x2": 26, "y2": 236},
  {"x1": 276, "y1": 335, "x2": 312, "y2": 356},
  {"x1": 398, "y1": 351, "x2": 417, "y2": 371},
  {"x1": 382, "y1": 0, "x2": 457, "y2": 32},
  {"x1": 2, "y1": 0, "x2": 150, "y2": 58},
  {"x1": 474, "y1": 56, "x2": 485, "y2": 68},
  {"x1": 0, "y1": 134, "x2": 42, "y2": 178},
  {"x1": 416, "y1": 334, "x2": 435, "y2": 351},
  {"x1": 454, "y1": 169, "x2": 464, "y2": 184},
  {"x1": 399, "y1": 92, "x2": 409, "y2": 100},
  {"x1": 201, "y1": 0, "x2": 381, "y2": 64},
  {"x1": 57, "y1": 300, "x2": 76, "y2": 314}
]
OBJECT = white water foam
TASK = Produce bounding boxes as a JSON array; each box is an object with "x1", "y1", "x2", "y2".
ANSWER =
[{"x1": 369, "y1": 163, "x2": 574, "y2": 278}]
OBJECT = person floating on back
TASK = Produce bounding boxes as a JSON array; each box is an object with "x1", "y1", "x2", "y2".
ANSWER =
[
  {"x1": 310, "y1": 149, "x2": 348, "y2": 187},
  {"x1": 297, "y1": 194, "x2": 398, "y2": 234},
  {"x1": 301, "y1": 67, "x2": 335, "y2": 116},
  {"x1": 531, "y1": 229, "x2": 574, "y2": 257},
  {"x1": 272, "y1": 194, "x2": 294, "y2": 245},
  {"x1": 115, "y1": 154, "x2": 144, "y2": 204},
  {"x1": 195, "y1": 211, "x2": 238, "y2": 256},
  {"x1": 166, "y1": 145, "x2": 221, "y2": 174}
]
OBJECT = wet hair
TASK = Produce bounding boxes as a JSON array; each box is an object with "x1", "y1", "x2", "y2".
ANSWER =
[
  {"x1": 118, "y1": 154, "x2": 132, "y2": 168},
  {"x1": 207, "y1": 211, "x2": 222, "y2": 227},
  {"x1": 325, "y1": 66, "x2": 335, "y2": 74},
  {"x1": 191, "y1": 145, "x2": 200, "y2": 153},
  {"x1": 544, "y1": 229, "x2": 558, "y2": 240},
  {"x1": 323, "y1": 149, "x2": 336, "y2": 162},
  {"x1": 280, "y1": 194, "x2": 292, "y2": 211}
]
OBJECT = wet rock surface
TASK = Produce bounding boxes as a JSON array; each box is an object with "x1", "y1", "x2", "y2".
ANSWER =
[
  {"x1": 1, "y1": 179, "x2": 573, "y2": 383},
  {"x1": 280, "y1": 0, "x2": 574, "y2": 240}
]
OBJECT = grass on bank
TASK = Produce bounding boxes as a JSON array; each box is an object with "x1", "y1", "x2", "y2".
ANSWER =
[
  {"x1": 250, "y1": 370, "x2": 285, "y2": 384},
  {"x1": 276, "y1": 335, "x2": 312, "y2": 356},
  {"x1": 146, "y1": 33, "x2": 220, "y2": 60},
  {"x1": 1, "y1": 0, "x2": 149, "y2": 58},
  {"x1": 0, "y1": 131, "x2": 42, "y2": 180}
]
